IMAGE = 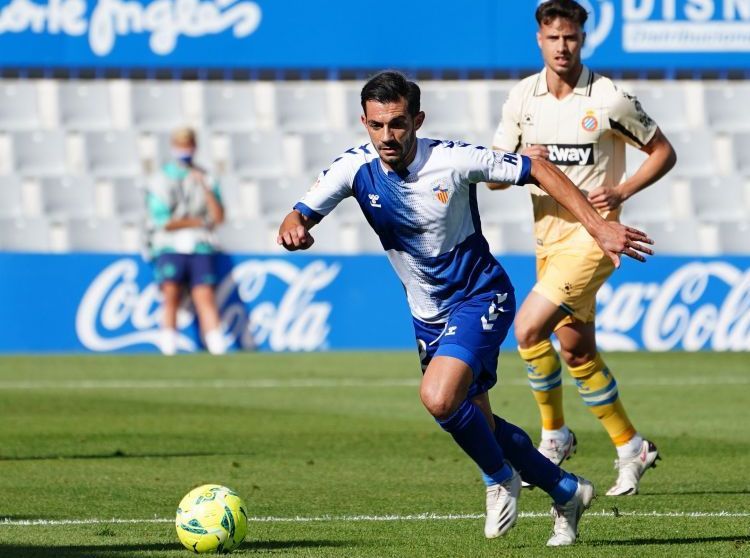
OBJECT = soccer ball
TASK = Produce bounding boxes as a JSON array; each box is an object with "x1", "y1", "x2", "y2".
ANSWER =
[{"x1": 175, "y1": 484, "x2": 248, "y2": 554}]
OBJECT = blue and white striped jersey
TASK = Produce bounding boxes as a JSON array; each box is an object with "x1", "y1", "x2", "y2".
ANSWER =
[{"x1": 294, "y1": 137, "x2": 531, "y2": 323}]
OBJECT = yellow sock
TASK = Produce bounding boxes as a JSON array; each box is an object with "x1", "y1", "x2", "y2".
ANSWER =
[
  {"x1": 518, "y1": 340, "x2": 564, "y2": 431},
  {"x1": 568, "y1": 354, "x2": 636, "y2": 446}
]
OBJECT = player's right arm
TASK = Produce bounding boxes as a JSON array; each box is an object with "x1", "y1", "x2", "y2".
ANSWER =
[
  {"x1": 486, "y1": 86, "x2": 534, "y2": 191},
  {"x1": 277, "y1": 149, "x2": 358, "y2": 251},
  {"x1": 528, "y1": 157, "x2": 653, "y2": 267}
]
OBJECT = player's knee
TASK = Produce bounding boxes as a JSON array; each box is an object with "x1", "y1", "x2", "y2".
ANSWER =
[
  {"x1": 419, "y1": 385, "x2": 459, "y2": 420},
  {"x1": 514, "y1": 318, "x2": 543, "y2": 348},
  {"x1": 560, "y1": 349, "x2": 596, "y2": 368}
]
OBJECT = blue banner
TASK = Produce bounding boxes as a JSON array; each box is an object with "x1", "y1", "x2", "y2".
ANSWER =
[
  {"x1": 0, "y1": 253, "x2": 748, "y2": 353},
  {"x1": 0, "y1": 1, "x2": 748, "y2": 70}
]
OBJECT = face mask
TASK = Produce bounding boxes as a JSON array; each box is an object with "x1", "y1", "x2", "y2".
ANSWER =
[{"x1": 172, "y1": 148, "x2": 194, "y2": 165}]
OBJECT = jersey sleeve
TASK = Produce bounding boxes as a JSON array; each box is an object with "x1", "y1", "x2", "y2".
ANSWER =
[
  {"x1": 453, "y1": 143, "x2": 531, "y2": 186},
  {"x1": 608, "y1": 88, "x2": 658, "y2": 149},
  {"x1": 293, "y1": 152, "x2": 357, "y2": 222},
  {"x1": 492, "y1": 86, "x2": 524, "y2": 152}
]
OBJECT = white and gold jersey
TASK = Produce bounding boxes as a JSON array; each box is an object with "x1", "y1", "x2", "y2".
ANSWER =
[{"x1": 492, "y1": 66, "x2": 658, "y2": 248}]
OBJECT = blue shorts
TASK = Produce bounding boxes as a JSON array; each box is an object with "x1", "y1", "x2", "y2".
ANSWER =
[
  {"x1": 154, "y1": 253, "x2": 217, "y2": 288},
  {"x1": 413, "y1": 289, "x2": 516, "y2": 399}
]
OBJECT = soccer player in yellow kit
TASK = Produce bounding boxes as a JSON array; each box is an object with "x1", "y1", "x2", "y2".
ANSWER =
[{"x1": 489, "y1": 0, "x2": 677, "y2": 496}]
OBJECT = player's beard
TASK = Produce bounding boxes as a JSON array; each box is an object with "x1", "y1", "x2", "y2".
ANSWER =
[{"x1": 378, "y1": 133, "x2": 416, "y2": 170}]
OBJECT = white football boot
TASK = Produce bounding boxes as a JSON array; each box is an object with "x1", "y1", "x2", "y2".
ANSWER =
[
  {"x1": 484, "y1": 467, "x2": 521, "y2": 538},
  {"x1": 522, "y1": 430, "x2": 578, "y2": 489},
  {"x1": 546, "y1": 476, "x2": 595, "y2": 547},
  {"x1": 606, "y1": 439, "x2": 660, "y2": 496}
]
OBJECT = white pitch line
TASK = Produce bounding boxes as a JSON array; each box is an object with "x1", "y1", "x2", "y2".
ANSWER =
[
  {"x1": 0, "y1": 377, "x2": 747, "y2": 390},
  {"x1": 2, "y1": 510, "x2": 749, "y2": 527}
]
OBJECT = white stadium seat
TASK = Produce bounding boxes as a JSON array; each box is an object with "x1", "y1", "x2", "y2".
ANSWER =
[
  {"x1": 689, "y1": 176, "x2": 747, "y2": 223},
  {"x1": 111, "y1": 177, "x2": 147, "y2": 221},
  {"x1": 496, "y1": 220, "x2": 536, "y2": 254},
  {"x1": 215, "y1": 219, "x2": 273, "y2": 253},
  {"x1": 419, "y1": 86, "x2": 474, "y2": 134},
  {"x1": 732, "y1": 132, "x2": 750, "y2": 176},
  {"x1": 628, "y1": 85, "x2": 690, "y2": 131},
  {"x1": 636, "y1": 219, "x2": 704, "y2": 255},
  {"x1": 704, "y1": 84, "x2": 750, "y2": 133},
  {"x1": 84, "y1": 130, "x2": 141, "y2": 178},
  {"x1": 275, "y1": 84, "x2": 331, "y2": 132},
  {"x1": 204, "y1": 83, "x2": 258, "y2": 132},
  {"x1": 66, "y1": 218, "x2": 124, "y2": 252},
  {"x1": 58, "y1": 81, "x2": 112, "y2": 131},
  {"x1": 39, "y1": 176, "x2": 96, "y2": 219},
  {"x1": 12, "y1": 131, "x2": 67, "y2": 176},
  {"x1": 716, "y1": 222, "x2": 750, "y2": 254},
  {"x1": 667, "y1": 130, "x2": 716, "y2": 178},
  {"x1": 476, "y1": 183, "x2": 533, "y2": 223},
  {"x1": 0, "y1": 81, "x2": 40, "y2": 130},
  {"x1": 299, "y1": 132, "x2": 367, "y2": 176},
  {"x1": 0, "y1": 217, "x2": 51, "y2": 252},
  {"x1": 620, "y1": 178, "x2": 677, "y2": 222},
  {"x1": 256, "y1": 177, "x2": 302, "y2": 220},
  {"x1": 131, "y1": 82, "x2": 184, "y2": 131},
  {"x1": 0, "y1": 175, "x2": 25, "y2": 218},
  {"x1": 228, "y1": 131, "x2": 286, "y2": 179}
]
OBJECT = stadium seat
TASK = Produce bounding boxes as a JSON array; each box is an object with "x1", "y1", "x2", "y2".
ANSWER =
[
  {"x1": 628, "y1": 85, "x2": 690, "y2": 131},
  {"x1": 353, "y1": 221, "x2": 384, "y2": 253},
  {"x1": 496, "y1": 220, "x2": 536, "y2": 254},
  {"x1": 475, "y1": 183, "x2": 533, "y2": 223},
  {"x1": 111, "y1": 177, "x2": 146, "y2": 221},
  {"x1": 12, "y1": 130, "x2": 67, "y2": 176},
  {"x1": 39, "y1": 176, "x2": 97, "y2": 219},
  {"x1": 0, "y1": 81, "x2": 40, "y2": 130},
  {"x1": 228, "y1": 131, "x2": 286, "y2": 178},
  {"x1": 689, "y1": 176, "x2": 747, "y2": 222},
  {"x1": 332, "y1": 196, "x2": 362, "y2": 224},
  {"x1": 84, "y1": 130, "x2": 141, "y2": 177},
  {"x1": 215, "y1": 175, "x2": 244, "y2": 220},
  {"x1": 732, "y1": 132, "x2": 750, "y2": 176},
  {"x1": 256, "y1": 177, "x2": 302, "y2": 220},
  {"x1": 0, "y1": 175, "x2": 25, "y2": 218},
  {"x1": 304, "y1": 216, "x2": 355, "y2": 254},
  {"x1": 274, "y1": 84, "x2": 330, "y2": 132},
  {"x1": 0, "y1": 217, "x2": 51, "y2": 251},
  {"x1": 620, "y1": 178, "x2": 677, "y2": 222},
  {"x1": 419, "y1": 86, "x2": 473, "y2": 134},
  {"x1": 215, "y1": 219, "x2": 273, "y2": 253},
  {"x1": 488, "y1": 84, "x2": 513, "y2": 132},
  {"x1": 636, "y1": 219, "x2": 703, "y2": 255},
  {"x1": 704, "y1": 84, "x2": 750, "y2": 132},
  {"x1": 668, "y1": 131, "x2": 716, "y2": 177},
  {"x1": 299, "y1": 132, "x2": 367, "y2": 176},
  {"x1": 131, "y1": 82, "x2": 184, "y2": 131},
  {"x1": 58, "y1": 81, "x2": 112, "y2": 130},
  {"x1": 716, "y1": 222, "x2": 750, "y2": 254},
  {"x1": 204, "y1": 83, "x2": 258, "y2": 131},
  {"x1": 66, "y1": 218, "x2": 124, "y2": 252}
]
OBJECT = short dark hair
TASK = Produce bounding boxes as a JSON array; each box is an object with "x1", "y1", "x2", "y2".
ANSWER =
[
  {"x1": 360, "y1": 71, "x2": 421, "y2": 117},
  {"x1": 535, "y1": 0, "x2": 588, "y2": 28}
]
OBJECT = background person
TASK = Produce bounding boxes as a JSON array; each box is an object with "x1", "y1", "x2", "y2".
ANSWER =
[
  {"x1": 146, "y1": 127, "x2": 227, "y2": 356},
  {"x1": 488, "y1": 0, "x2": 676, "y2": 496}
]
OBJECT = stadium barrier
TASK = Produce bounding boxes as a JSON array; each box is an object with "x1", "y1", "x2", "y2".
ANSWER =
[{"x1": 1, "y1": 253, "x2": 748, "y2": 353}]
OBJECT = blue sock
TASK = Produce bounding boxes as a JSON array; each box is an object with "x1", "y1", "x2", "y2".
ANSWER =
[
  {"x1": 492, "y1": 415, "x2": 578, "y2": 504},
  {"x1": 437, "y1": 400, "x2": 512, "y2": 486}
]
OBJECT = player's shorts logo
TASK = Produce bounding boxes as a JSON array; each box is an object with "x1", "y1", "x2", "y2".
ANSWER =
[
  {"x1": 581, "y1": 112, "x2": 599, "y2": 131},
  {"x1": 432, "y1": 182, "x2": 451, "y2": 205}
]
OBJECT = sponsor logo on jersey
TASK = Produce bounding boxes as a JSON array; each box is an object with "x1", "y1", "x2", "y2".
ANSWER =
[
  {"x1": 581, "y1": 111, "x2": 599, "y2": 131},
  {"x1": 545, "y1": 143, "x2": 595, "y2": 166},
  {"x1": 432, "y1": 182, "x2": 451, "y2": 205}
]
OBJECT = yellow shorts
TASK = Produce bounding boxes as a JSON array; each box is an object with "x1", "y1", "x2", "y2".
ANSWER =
[{"x1": 532, "y1": 244, "x2": 615, "y2": 328}]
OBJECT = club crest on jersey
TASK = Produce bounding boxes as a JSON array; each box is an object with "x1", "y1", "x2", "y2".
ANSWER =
[
  {"x1": 581, "y1": 111, "x2": 598, "y2": 131},
  {"x1": 432, "y1": 182, "x2": 451, "y2": 205}
]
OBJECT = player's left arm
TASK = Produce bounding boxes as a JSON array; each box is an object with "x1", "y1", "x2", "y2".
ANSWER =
[
  {"x1": 589, "y1": 90, "x2": 677, "y2": 211},
  {"x1": 529, "y1": 157, "x2": 654, "y2": 268}
]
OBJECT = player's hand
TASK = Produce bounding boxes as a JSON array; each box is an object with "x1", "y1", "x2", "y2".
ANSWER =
[
  {"x1": 588, "y1": 185, "x2": 625, "y2": 211},
  {"x1": 593, "y1": 222, "x2": 654, "y2": 268},
  {"x1": 520, "y1": 145, "x2": 549, "y2": 159},
  {"x1": 277, "y1": 222, "x2": 314, "y2": 251}
]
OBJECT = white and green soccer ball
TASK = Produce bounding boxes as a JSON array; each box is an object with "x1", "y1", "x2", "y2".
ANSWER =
[{"x1": 175, "y1": 484, "x2": 248, "y2": 554}]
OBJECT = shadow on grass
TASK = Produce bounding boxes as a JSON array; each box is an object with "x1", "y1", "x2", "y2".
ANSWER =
[
  {"x1": 0, "y1": 539, "x2": 353, "y2": 557},
  {"x1": 642, "y1": 489, "x2": 750, "y2": 496},
  {"x1": 592, "y1": 535, "x2": 750, "y2": 547},
  {"x1": 0, "y1": 450, "x2": 255, "y2": 462}
]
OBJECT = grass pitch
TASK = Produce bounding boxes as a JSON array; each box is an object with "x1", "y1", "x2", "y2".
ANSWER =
[{"x1": 0, "y1": 352, "x2": 748, "y2": 557}]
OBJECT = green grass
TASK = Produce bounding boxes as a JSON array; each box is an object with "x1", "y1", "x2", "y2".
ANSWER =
[{"x1": 0, "y1": 352, "x2": 748, "y2": 557}]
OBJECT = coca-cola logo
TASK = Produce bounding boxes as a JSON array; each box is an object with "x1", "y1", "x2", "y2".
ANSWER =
[
  {"x1": 596, "y1": 262, "x2": 750, "y2": 351},
  {"x1": 75, "y1": 258, "x2": 339, "y2": 352}
]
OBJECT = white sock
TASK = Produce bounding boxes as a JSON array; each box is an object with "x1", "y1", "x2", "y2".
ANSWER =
[
  {"x1": 542, "y1": 425, "x2": 570, "y2": 443},
  {"x1": 204, "y1": 328, "x2": 226, "y2": 355},
  {"x1": 161, "y1": 328, "x2": 178, "y2": 356},
  {"x1": 616, "y1": 433, "x2": 644, "y2": 460}
]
